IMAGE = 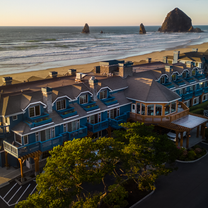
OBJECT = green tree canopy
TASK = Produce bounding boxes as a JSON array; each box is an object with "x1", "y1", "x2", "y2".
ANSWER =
[{"x1": 16, "y1": 122, "x2": 179, "y2": 208}]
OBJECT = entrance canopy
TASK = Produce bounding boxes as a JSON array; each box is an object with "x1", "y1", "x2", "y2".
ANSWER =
[{"x1": 172, "y1": 114, "x2": 207, "y2": 129}]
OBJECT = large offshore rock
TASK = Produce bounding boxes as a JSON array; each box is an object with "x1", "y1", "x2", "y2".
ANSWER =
[
  {"x1": 139, "y1": 23, "x2": 146, "y2": 34},
  {"x1": 158, "y1": 8, "x2": 203, "y2": 32},
  {"x1": 82, "y1": 23, "x2": 90, "y2": 33}
]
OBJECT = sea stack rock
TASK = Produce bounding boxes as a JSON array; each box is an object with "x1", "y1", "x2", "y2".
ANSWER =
[
  {"x1": 82, "y1": 23, "x2": 90, "y2": 33},
  {"x1": 139, "y1": 23, "x2": 146, "y2": 34},
  {"x1": 158, "y1": 8, "x2": 203, "y2": 32}
]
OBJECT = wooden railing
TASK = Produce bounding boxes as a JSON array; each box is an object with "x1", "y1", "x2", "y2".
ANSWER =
[{"x1": 130, "y1": 102, "x2": 190, "y2": 124}]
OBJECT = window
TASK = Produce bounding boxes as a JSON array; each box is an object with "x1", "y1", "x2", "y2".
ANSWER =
[
  {"x1": 40, "y1": 128, "x2": 51, "y2": 141},
  {"x1": 137, "y1": 103, "x2": 141, "y2": 114},
  {"x1": 165, "y1": 103, "x2": 171, "y2": 115},
  {"x1": 51, "y1": 127, "x2": 55, "y2": 138},
  {"x1": 79, "y1": 94, "x2": 88, "y2": 104},
  {"x1": 63, "y1": 124, "x2": 67, "y2": 132},
  {"x1": 193, "y1": 97, "x2": 199, "y2": 105},
  {"x1": 182, "y1": 72, "x2": 187, "y2": 78},
  {"x1": 155, "y1": 105, "x2": 162, "y2": 116},
  {"x1": 147, "y1": 105, "x2": 154, "y2": 116},
  {"x1": 192, "y1": 69, "x2": 196, "y2": 76},
  {"x1": 68, "y1": 120, "x2": 80, "y2": 132},
  {"x1": 172, "y1": 74, "x2": 177, "y2": 81},
  {"x1": 15, "y1": 134, "x2": 22, "y2": 145},
  {"x1": 171, "y1": 102, "x2": 176, "y2": 113},
  {"x1": 108, "y1": 108, "x2": 119, "y2": 119},
  {"x1": 23, "y1": 135, "x2": 28, "y2": 145},
  {"x1": 182, "y1": 88, "x2": 186, "y2": 94},
  {"x1": 35, "y1": 132, "x2": 39, "y2": 141},
  {"x1": 141, "y1": 104, "x2": 145, "y2": 115},
  {"x1": 160, "y1": 76, "x2": 165, "y2": 84},
  {"x1": 189, "y1": 85, "x2": 193, "y2": 91},
  {"x1": 57, "y1": 99, "x2": 66, "y2": 111},
  {"x1": 13, "y1": 115, "x2": 17, "y2": 121},
  {"x1": 29, "y1": 105, "x2": 40, "y2": 118},
  {"x1": 202, "y1": 94, "x2": 207, "y2": 102},
  {"x1": 184, "y1": 100, "x2": 190, "y2": 108},
  {"x1": 199, "y1": 82, "x2": 204, "y2": 88},
  {"x1": 100, "y1": 90, "x2": 107, "y2": 99}
]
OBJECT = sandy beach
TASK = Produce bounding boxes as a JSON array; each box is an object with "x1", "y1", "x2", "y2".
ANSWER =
[{"x1": 0, "y1": 42, "x2": 208, "y2": 86}]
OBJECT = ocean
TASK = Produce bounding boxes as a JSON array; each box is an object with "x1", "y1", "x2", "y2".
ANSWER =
[{"x1": 0, "y1": 26, "x2": 208, "y2": 75}]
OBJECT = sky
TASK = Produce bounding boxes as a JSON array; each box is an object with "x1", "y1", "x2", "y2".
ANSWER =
[{"x1": 1, "y1": 0, "x2": 208, "y2": 26}]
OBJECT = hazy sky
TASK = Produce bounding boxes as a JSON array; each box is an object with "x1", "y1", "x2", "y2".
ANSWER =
[{"x1": 1, "y1": 0, "x2": 208, "y2": 26}]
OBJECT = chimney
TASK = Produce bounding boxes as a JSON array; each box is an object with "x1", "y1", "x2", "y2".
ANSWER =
[
  {"x1": 68, "y1": 69, "x2": 76, "y2": 76},
  {"x1": 118, "y1": 62, "x2": 133, "y2": 78},
  {"x1": 42, "y1": 87, "x2": 53, "y2": 113},
  {"x1": 75, "y1": 73, "x2": 83, "y2": 82},
  {"x1": 165, "y1": 65, "x2": 173, "y2": 82},
  {"x1": 49, "y1": 71, "x2": 58, "y2": 78},
  {"x1": 2, "y1": 77, "x2": 12, "y2": 85},
  {"x1": 89, "y1": 76, "x2": 98, "y2": 101},
  {"x1": 192, "y1": 48, "x2": 198, "y2": 52},
  {"x1": 146, "y1": 58, "x2": 151, "y2": 63},
  {"x1": 163, "y1": 56, "x2": 168, "y2": 64},
  {"x1": 173, "y1": 51, "x2": 180, "y2": 64}
]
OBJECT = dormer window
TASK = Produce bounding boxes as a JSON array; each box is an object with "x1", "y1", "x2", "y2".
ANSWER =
[
  {"x1": 57, "y1": 99, "x2": 66, "y2": 111},
  {"x1": 182, "y1": 71, "x2": 187, "y2": 78},
  {"x1": 100, "y1": 90, "x2": 107, "y2": 99},
  {"x1": 160, "y1": 76, "x2": 165, "y2": 84},
  {"x1": 29, "y1": 105, "x2": 40, "y2": 118},
  {"x1": 172, "y1": 74, "x2": 177, "y2": 81},
  {"x1": 80, "y1": 94, "x2": 88, "y2": 104}
]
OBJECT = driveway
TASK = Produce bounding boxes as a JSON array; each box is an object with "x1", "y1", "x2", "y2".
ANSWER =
[{"x1": 136, "y1": 143, "x2": 208, "y2": 208}]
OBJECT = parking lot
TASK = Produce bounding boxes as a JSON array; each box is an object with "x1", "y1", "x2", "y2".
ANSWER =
[{"x1": 0, "y1": 180, "x2": 37, "y2": 208}]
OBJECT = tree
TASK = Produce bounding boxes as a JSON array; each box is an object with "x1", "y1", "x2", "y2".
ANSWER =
[{"x1": 16, "y1": 122, "x2": 179, "y2": 208}]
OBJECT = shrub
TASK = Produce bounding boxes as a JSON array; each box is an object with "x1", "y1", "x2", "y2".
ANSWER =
[{"x1": 187, "y1": 150, "x2": 196, "y2": 160}]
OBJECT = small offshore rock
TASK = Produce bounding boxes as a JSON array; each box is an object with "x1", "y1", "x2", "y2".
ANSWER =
[
  {"x1": 139, "y1": 23, "x2": 146, "y2": 34},
  {"x1": 82, "y1": 23, "x2": 90, "y2": 33}
]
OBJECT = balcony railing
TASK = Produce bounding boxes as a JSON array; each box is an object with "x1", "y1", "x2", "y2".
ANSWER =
[
  {"x1": 56, "y1": 107, "x2": 77, "y2": 119},
  {"x1": 81, "y1": 101, "x2": 99, "y2": 112},
  {"x1": 173, "y1": 79, "x2": 185, "y2": 86},
  {"x1": 204, "y1": 87, "x2": 208, "y2": 94},
  {"x1": 109, "y1": 112, "x2": 130, "y2": 129},
  {"x1": 24, "y1": 113, "x2": 52, "y2": 128},
  {"x1": 101, "y1": 96, "x2": 118, "y2": 106},
  {"x1": 162, "y1": 82, "x2": 175, "y2": 89},
  {"x1": 129, "y1": 103, "x2": 189, "y2": 124},
  {"x1": 3, "y1": 127, "x2": 88, "y2": 158},
  {"x1": 182, "y1": 91, "x2": 194, "y2": 100},
  {"x1": 195, "y1": 74, "x2": 206, "y2": 80},
  {"x1": 68, "y1": 126, "x2": 88, "y2": 140},
  {"x1": 184, "y1": 76, "x2": 196, "y2": 83},
  {"x1": 87, "y1": 119, "x2": 109, "y2": 133},
  {"x1": 194, "y1": 88, "x2": 203, "y2": 97}
]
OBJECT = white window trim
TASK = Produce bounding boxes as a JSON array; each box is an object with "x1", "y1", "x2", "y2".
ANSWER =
[
  {"x1": 29, "y1": 105, "x2": 40, "y2": 118},
  {"x1": 23, "y1": 135, "x2": 28, "y2": 145},
  {"x1": 56, "y1": 99, "x2": 66, "y2": 111},
  {"x1": 202, "y1": 94, "x2": 208, "y2": 102},
  {"x1": 14, "y1": 134, "x2": 22, "y2": 145},
  {"x1": 79, "y1": 94, "x2": 88, "y2": 104},
  {"x1": 193, "y1": 97, "x2": 199, "y2": 106}
]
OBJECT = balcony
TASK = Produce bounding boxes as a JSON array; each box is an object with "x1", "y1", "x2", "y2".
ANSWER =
[
  {"x1": 101, "y1": 96, "x2": 118, "y2": 106},
  {"x1": 24, "y1": 113, "x2": 52, "y2": 128},
  {"x1": 56, "y1": 107, "x2": 77, "y2": 119},
  {"x1": 3, "y1": 127, "x2": 88, "y2": 158},
  {"x1": 87, "y1": 119, "x2": 109, "y2": 133},
  {"x1": 162, "y1": 82, "x2": 175, "y2": 89},
  {"x1": 0, "y1": 124, "x2": 10, "y2": 138},
  {"x1": 184, "y1": 76, "x2": 196, "y2": 83},
  {"x1": 194, "y1": 88, "x2": 203, "y2": 97},
  {"x1": 195, "y1": 74, "x2": 206, "y2": 80},
  {"x1": 204, "y1": 87, "x2": 208, "y2": 94},
  {"x1": 68, "y1": 126, "x2": 88, "y2": 140},
  {"x1": 109, "y1": 112, "x2": 130, "y2": 129},
  {"x1": 40, "y1": 135, "x2": 63, "y2": 152},
  {"x1": 182, "y1": 91, "x2": 194, "y2": 101},
  {"x1": 81, "y1": 101, "x2": 99, "y2": 112},
  {"x1": 173, "y1": 79, "x2": 185, "y2": 86}
]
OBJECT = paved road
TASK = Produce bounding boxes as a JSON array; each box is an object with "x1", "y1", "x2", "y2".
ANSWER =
[
  {"x1": 0, "y1": 180, "x2": 37, "y2": 208},
  {"x1": 136, "y1": 143, "x2": 208, "y2": 208}
]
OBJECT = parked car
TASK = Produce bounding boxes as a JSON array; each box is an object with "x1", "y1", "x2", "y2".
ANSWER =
[{"x1": 167, "y1": 130, "x2": 186, "y2": 142}]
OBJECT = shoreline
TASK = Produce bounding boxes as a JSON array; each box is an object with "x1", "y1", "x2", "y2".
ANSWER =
[{"x1": 0, "y1": 41, "x2": 208, "y2": 85}]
